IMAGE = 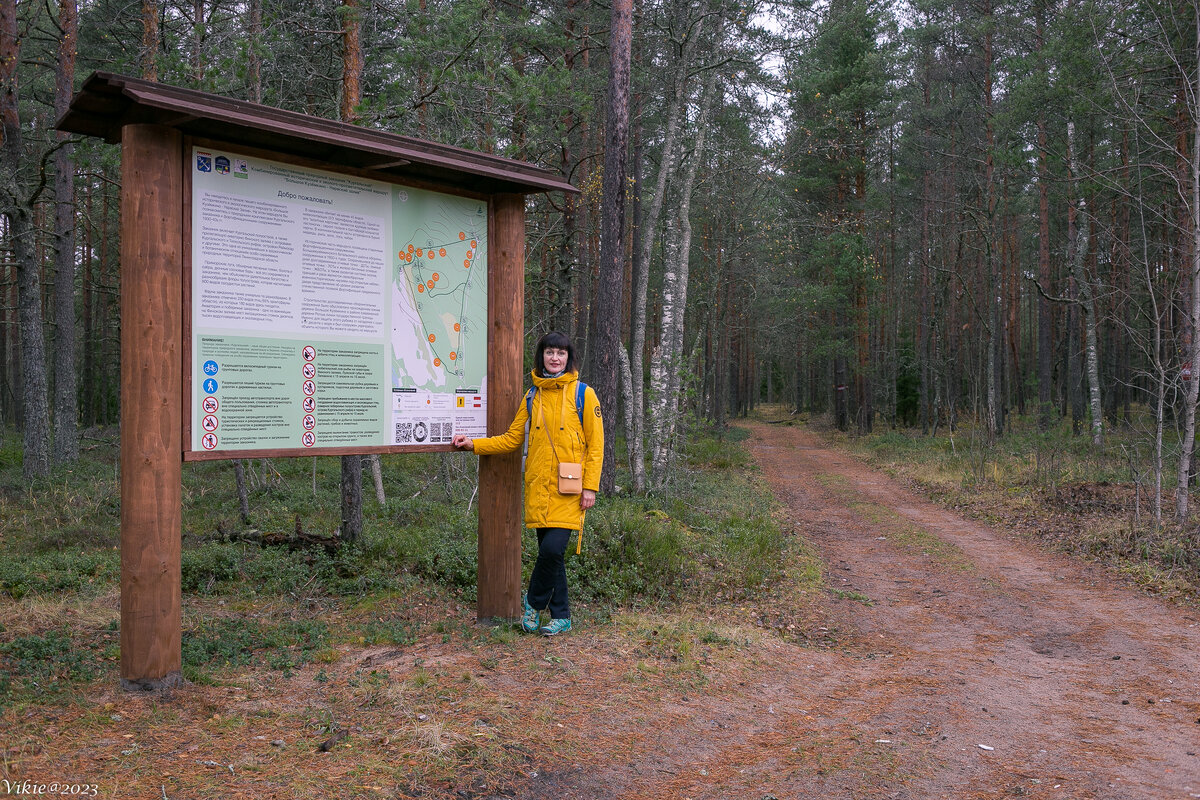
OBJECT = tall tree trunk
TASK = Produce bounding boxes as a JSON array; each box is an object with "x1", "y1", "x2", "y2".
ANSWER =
[
  {"x1": 247, "y1": 0, "x2": 262, "y2": 104},
  {"x1": 340, "y1": 0, "x2": 365, "y2": 539},
  {"x1": 1037, "y1": 93, "x2": 1052, "y2": 429},
  {"x1": 1066, "y1": 121, "x2": 1102, "y2": 445},
  {"x1": 649, "y1": 41, "x2": 722, "y2": 487},
  {"x1": 624, "y1": 10, "x2": 703, "y2": 492},
  {"x1": 340, "y1": 0, "x2": 363, "y2": 123},
  {"x1": 983, "y1": 0, "x2": 1002, "y2": 440},
  {"x1": 586, "y1": 0, "x2": 632, "y2": 494},
  {"x1": 1176, "y1": 15, "x2": 1200, "y2": 521},
  {"x1": 2, "y1": 0, "x2": 50, "y2": 479},
  {"x1": 918, "y1": 44, "x2": 932, "y2": 433},
  {"x1": 191, "y1": 0, "x2": 204, "y2": 83},
  {"x1": 141, "y1": 0, "x2": 158, "y2": 81},
  {"x1": 52, "y1": 0, "x2": 79, "y2": 465}
]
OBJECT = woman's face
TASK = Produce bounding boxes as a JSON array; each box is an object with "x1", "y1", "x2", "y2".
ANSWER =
[{"x1": 543, "y1": 347, "x2": 568, "y2": 375}]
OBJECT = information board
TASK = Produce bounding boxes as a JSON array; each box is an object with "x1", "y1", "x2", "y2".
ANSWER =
[{"x1": 190, "y1": 148, "x2": 488, "y2": 454}]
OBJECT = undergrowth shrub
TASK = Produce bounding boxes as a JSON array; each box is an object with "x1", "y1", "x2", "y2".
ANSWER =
[
  {"x1": 182, "y1": 617, "x2": 329, "y2": 679},
  {"x1": 0, "y1": 550, "x2": 118, "y2": 599},
  {"x1": 0, "y1": 630, "x2": 103, "y2": 700}
]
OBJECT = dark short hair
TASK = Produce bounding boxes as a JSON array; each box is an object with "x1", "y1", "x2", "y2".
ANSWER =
[{"x1": 534, "y1": 331, "x2": 577, "y2": 376}]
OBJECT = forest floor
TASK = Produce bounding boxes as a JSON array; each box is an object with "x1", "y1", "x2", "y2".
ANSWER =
[{"x1": 6, "y1": 420, "x2": 1200, "y2": 799}]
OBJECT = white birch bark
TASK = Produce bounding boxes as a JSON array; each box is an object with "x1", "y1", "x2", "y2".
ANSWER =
[
  {"x1": 1066, "y1": 122, "x2": 1102, "y2": 446},
  {"x1": 649, "y1": 33, "x2": 723, "y2": 488},
  {"x1": 623, "y1": 10, "x2": 705, "y2": 493}
]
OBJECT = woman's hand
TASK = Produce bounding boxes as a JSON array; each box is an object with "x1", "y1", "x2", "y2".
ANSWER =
[
  {"x1": 580, "y1": 489, "x2": 596, "y2": 510},
  {"x1": 451, "y1": 434, "x2": 474, "y2": 450}
]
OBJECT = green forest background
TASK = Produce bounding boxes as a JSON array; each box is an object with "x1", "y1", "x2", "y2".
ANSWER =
[{"x1": 2, "y1": 0, "x2": 1199, "y2": 522}]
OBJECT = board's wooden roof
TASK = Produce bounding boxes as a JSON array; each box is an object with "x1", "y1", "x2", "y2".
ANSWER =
[{"x1": 58, "y1": 72, "x2": 577, "y2": 196}]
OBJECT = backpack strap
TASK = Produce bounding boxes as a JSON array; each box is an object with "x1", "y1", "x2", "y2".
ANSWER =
[{"x1": 575, "y1": 381, "x2": 587, "y2": 425}]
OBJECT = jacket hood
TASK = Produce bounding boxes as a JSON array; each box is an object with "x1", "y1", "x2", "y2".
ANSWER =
[{"x1": 531, "y1": 369, "x2": 580, "y2": 390}]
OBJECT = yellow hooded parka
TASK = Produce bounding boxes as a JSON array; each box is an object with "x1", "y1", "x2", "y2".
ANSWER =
[{"x1": 472, "y1": 370, "x2": 603, "y2": 531}]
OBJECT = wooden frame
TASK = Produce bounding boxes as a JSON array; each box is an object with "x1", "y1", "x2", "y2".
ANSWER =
[{"x1": 59, "y1": 73, "x2": 576, "y2": 687}]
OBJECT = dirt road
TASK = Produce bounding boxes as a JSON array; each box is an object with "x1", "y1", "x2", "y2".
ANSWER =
[{"x1": 514, "y1": 422, "x2": 1200, "y2": 799}]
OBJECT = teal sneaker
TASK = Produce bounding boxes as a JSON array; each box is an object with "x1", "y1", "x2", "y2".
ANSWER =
[
  {"x1": 541, "y1": 618, "x2": 572, "y2": 636},
  {"x1": 521, "y1": 594, "x2": 540, "y2": 633}
]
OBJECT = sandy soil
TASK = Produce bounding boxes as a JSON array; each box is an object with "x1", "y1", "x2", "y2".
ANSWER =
[{"x1": 505, "y1": 421, "x2": 1200, "y2": 799}]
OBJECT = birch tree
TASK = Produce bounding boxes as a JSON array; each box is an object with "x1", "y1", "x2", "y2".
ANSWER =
[
  {"x1": 1065, "y1": 120, "x2": 1102, "y2": 445},
  {"x1": 648, "y1": 17, "x2": 725, "y2": 488},
  {"x1": 623, "y1": 3, "x2": 707, "y2": 492}
]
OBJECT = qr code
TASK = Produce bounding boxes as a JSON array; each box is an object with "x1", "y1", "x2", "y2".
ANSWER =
[
  {"x1": 395, "y1": 422, "x2": 413, "y2": 443},
  {"x1": 433, "y1": 422, "x2": 452, "y2": 443}
]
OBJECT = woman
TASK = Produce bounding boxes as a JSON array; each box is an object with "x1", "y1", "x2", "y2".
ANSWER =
[{"x1": 452, "y1": 331, "x2": 603, "y2": 635}]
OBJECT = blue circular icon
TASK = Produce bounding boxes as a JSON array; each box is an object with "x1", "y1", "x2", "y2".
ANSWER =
[
  {"x1": 203, "y1": 360, "x2": 219, "y2": 376},
  {"x1": 203, "y1": 378, "x2": 218, "y2": 394}
]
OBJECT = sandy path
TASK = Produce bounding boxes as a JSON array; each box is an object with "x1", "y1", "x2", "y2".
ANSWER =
[{"x1": 514, "y1": 422, "x2": 1200, "y2": 799}]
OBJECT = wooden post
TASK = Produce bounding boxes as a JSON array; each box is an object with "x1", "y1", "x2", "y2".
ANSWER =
[
  {"x1": 119, "y1": 124, "x2": 184, "y2": 690},
  {"x1": 477, "y1": 193, "x2": 525, "y2": 622}
]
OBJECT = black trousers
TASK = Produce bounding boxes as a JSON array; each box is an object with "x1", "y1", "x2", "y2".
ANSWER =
[{"x1": 528, "y1": 527, "x2": 572, "y2": 620}]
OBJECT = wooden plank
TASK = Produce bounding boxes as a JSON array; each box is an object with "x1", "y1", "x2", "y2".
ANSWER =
[
  {"x1": 119, "y1": 124, "x2": 185, "y2": 690},
  {"x1": 476, "y1": 194, "x2": 525, "y2": 622}
]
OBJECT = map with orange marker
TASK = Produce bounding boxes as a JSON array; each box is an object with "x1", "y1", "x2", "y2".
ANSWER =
[{"x1": 390, "y1": 187, "x2": 488, "y2": 445}]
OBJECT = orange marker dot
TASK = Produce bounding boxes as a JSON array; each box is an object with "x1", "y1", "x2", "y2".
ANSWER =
[
  {"x1": 433, "y1": 358, "x2": 441, "y2": 367},
  {"x1": 428, "y1": 334, "x2": 436, "y2": 343},
  {"x1": 425, "y1": 281, "x2": 433, "y2": 290},
  {"x1": 471, "y1": 240, "x2": 477, "y2": 248},
  {"x1": 439, "y1": 248, "x2": 446, "y2": 257},
  {"x1": 463, "y1": 259, "x2": 470, "y2": 268},
  {"x1": 448, "y1": 351, "x2": 457, "y2": 360},
  {"x1": 417, "y1": 284, "x2": 424, "y2": 293},
  {"x1": 431, "y1": 272, "x2": 440, "y2": 282},
  {"x1": 407, "y1": 244, "x2": 414, "y2": 253},
  {"x1": 459, "y1": 231, "x2": 466, "y2": 240},
  {"x1": 453, "y1": 323, "x2": 461, "y2": 332},
  {"x1": 427, "y1": 252, "x2": 435, "y2": 261},
  {"x1": 465, "y1": 250, "x2": 473, "y2": 259},
  {"x1": 416, "y1": 248, "x2": 424, "y2": 257}
]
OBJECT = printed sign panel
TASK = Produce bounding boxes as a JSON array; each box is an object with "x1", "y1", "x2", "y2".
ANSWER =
[{"x1": 190, "y1": 148, "x2": 488, "y2": 454}]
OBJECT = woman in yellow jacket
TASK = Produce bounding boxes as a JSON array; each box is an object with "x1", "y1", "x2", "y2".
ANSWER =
[{"x1": 451, "y1": 332, "x2": 604, "y2": 635}]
